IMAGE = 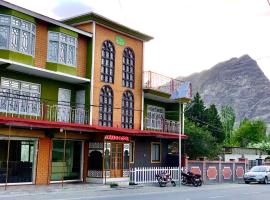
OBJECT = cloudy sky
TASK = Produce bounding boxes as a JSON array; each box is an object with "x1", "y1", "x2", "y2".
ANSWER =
[{"x1": 6, "y1": 0, "x2": 270, "y2": 79}]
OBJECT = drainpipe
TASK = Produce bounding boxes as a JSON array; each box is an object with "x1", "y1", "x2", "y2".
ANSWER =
[{"x1": 89, "y1": 22, "x2": 96, "y2": 125}]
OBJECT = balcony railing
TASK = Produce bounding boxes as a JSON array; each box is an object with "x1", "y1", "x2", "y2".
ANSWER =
[
  {"x1": 143, "y1": 71, "x2": 183, "y2": 95},
  {"x1": 144, "y1": 117, "x2": 180, "y2": 133},
  {"x1": 0, "y1": 95, "x2": 89, "y2": 125}
]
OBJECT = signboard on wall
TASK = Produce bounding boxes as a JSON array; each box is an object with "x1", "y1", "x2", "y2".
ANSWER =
[
  {"x1": 115, "y1": 35, "x2": 125, "y2": 46},
  {"x1": 105, "y1": 135, "x2": 130, "y2": 142}
]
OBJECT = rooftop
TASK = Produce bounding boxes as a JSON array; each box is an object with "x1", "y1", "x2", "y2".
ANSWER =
[
  {"x1": 62, "y1": 12, "x2": 153, "y2": 42},
  {"x1": 0, "y1": 0, "x2": 92, "y2": 38}
]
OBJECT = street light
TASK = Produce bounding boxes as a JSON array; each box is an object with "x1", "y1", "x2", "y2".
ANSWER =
[{"x1": 170, "y1": 82, "x2": 192, "y2": 187}]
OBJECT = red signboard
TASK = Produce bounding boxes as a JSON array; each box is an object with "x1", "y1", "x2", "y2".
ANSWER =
[{"x1": 105, "y1": 135, "x2": 130, "y2": 142}]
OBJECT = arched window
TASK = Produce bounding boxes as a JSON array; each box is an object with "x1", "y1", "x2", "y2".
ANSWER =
[
  {"x1": 122, "y1": 48, "x2": 135, "y2": 88},
  {"x1": 121, "y1": 91, "x2": 134, "y2": 128},
  {"x1": 99, "y1": 86, "x2": 113, "y2": 126},
  {"x1": 101, "y1": 40, "x2": 115, "y2": 83}
]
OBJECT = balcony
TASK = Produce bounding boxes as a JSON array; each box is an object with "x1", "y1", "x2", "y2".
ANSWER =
[
  {"x1": 143, "y1": 71, "x2": 184, "y2": 95},
  {"x1": 0, "y1": 94, "x2": 89, "y2": 125},
  {"x1": 144, "y1": 117, "x2": 180, "y2": 134}
]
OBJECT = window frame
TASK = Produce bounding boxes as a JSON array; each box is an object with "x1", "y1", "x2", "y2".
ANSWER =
[
  {"x1": 0, "y1": 14, "x2": 36, "y2": 56},
  {"x1": 151, "y1": 142, "x2": 161, "y2": 163},
  {"x1": 99, "y1": 85, "x2": 113, "y2": 127},
  {"x1": 146, "y1": 105, "x2": 165, "y2": 130},
  {"x1": 47, "y1": 31, "x2": 77, "y2": 67},
  {"x1": 121, "y1": 90, "x2": 134, "y2": 129},
  {"x1": 100, "y1": 40, "x2": 115, "y2": 83},
  {"x1": 0, "y1": 77, "x2": 41, "y2": 116},
  {"x1": 122, "y1": 47, "x2": 135, "y2": 88}
]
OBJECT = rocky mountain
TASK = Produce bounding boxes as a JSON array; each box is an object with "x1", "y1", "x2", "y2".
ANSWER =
[{"x1": 180, "y1": 55, "x2": 270, "y2": 129}]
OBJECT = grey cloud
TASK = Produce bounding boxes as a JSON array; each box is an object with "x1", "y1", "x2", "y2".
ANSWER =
[{"x1": 52, "y1": 0, "x2": 94, "y2": 19}]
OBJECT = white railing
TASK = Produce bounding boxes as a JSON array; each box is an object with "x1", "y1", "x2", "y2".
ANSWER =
[
  {"x1": 143, "y1": 71, "x2": 183, "y2": 95},
  {"x1": 144, "y1": 117, "x2": 180, "y2": 133},
  {"x1": 130, "y1": 167, "x2": 179, "y2": 184},
  {"x1": 0, "y1": 96, "x2": 90, "y2": 125}
]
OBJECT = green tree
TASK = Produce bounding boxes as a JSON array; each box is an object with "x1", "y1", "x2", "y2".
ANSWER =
[
  {"x1": 220, "y1": 105, "x2": 236, "y2": 145},
  {"x1": 205, "y1": 104, "x2": 225, "y2": 143},
  {"x1": 233, "y1": 119, "x2": 267, "y2": 147},
  {"x1": 185, "y1": 92, "x2": 206, "y2": 127},
  {"x1": 184, "y1": 120, "x2": 221, "y2": 159}
]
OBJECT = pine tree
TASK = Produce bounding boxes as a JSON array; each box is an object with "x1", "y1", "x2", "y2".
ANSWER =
[
  {"x1": 205, "y1": 104, "x2": 225, "y2": 143},
  {"x1": 185, "y1": 92, "x2": 206, "y2": 127}
]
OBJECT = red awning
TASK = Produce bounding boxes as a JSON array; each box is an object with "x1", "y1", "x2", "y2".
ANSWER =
[{"x1": 0, "y1": 116, "x2": 187, "y2": 139}]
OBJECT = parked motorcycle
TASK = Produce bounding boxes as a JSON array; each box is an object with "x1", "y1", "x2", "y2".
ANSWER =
[
  {"x1": 181, "y1": 170, "x2": 202, "y2": 187},
  {"x1": 155, "y1": 172, "x2": 176, "y2": 187}
]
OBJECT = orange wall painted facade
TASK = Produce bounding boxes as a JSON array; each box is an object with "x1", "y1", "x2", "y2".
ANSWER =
[
  {"x1": 34, "y1": 20, "x2": 48, "y2": 69},
  {"x1": 32, "y1": 20, "x2": 89, "y2": 78},
  {"x1": 91, "y1": 24, "x2": 143, "y2": 129}
]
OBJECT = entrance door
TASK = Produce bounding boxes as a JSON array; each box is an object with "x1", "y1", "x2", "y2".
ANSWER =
[
  {"x1": 110, "y1": 143, "x2": 123, "y2": 178},
  {"x1": 57, "y1": 88, "x2": 71, "y2": 122}
]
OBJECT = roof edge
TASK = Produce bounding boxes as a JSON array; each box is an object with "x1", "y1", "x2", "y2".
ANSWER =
[
  {"x1": 0, "y1": 0, "x2": 92, "y2": 38},
  {"x1": 62, "y1": 12, "x2": 153, "y2": 42}
]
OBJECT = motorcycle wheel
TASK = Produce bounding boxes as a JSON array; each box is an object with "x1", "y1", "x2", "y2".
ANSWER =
[
  {"x1": 181, "y1": 176, "x2": 187, "y2": 185},
  {"x1": 198, "y1": 180, "x2": 202, "y2": 186},
  {"x1": 192, "y1": 180, "x2": 199, "y2": 187},
  {"x1": 171, "y1": 181, "x2": 176, "y2": 187},
  {"x1": 159, "y1": 182, "x2": 166, "y2": 187}
]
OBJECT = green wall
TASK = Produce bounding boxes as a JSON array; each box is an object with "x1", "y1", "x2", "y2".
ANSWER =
[
  {"x1": 0, "y1": 6, "x2": 36, "y2": 23},
  {"x1": 48, "y1": 25, "x2": 78, "y2": 38},
  {"x1": 0, "y1": 50, "x2": 34, "y2": 66},
  {"x1": 46, "y1": 62, "x2": 77, "y2": 76},
  {"x1": 144, "y1": 98, "x2": 179, "y2": 122},
  {"x1": 0, "y1": 70, "x2": 90, "y2": 107}
]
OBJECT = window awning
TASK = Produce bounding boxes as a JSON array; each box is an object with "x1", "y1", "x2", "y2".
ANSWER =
[{"x1": 0, "y1": 59, "x2": 90, "y2": 84}]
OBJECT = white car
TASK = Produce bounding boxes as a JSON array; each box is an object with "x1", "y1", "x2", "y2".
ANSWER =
[{"x1": 244, "y1": 166, "x2": 270, "y2": 184}]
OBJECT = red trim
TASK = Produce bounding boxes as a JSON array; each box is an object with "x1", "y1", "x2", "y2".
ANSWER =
[{"x1": 0, "y1": 116, "x2": 187, "y2": 139}]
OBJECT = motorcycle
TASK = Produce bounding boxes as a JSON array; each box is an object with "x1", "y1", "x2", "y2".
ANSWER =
[
  {"x1": 155, "y1": 172, "x2": 176, "y2": 187},
  {"x1": 181, "y1": 170, "x2": 202, "y2": 187}
]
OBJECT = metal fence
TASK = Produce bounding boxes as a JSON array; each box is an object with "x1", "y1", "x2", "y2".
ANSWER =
[{"x1": 130, "y1": 167, "x2": 179, "y2": 184}]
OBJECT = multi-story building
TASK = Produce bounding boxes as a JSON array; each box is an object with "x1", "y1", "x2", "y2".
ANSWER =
[{"x1": 0, "y1": 0, "x2": 191, "y2": 185}]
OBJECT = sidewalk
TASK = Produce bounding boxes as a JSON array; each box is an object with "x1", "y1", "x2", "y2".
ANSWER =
[
  {"x1": 0, "y1": 182, "x2": 145, "y2": 196},
  {"x1": 0, "y1": 182, "x2": 250, "y2": 200}
]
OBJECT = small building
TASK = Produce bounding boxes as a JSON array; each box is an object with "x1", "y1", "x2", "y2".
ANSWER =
[{"x1": 223, "y1": 146, "x2": 269, "y2": 162}]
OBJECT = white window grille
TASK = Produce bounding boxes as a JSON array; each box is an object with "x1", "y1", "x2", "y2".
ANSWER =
[
  {"x1": 146, "y1": 105, "x2": 165, "y2": 130},
  {"x1": 0, "y1": 14, "x2": 36, "y2": 56},
  {"x1": 0, "y1": 77, "x2": 41, "y2": 116},
  {"x1": 47, "y1": 31, "x2": 77, "y2": 67},
  {"x1": 151, "y1": 143, "x2": 161, "y2": 162}
]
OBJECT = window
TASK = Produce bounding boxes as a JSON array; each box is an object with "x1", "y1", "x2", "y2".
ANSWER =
[
  {"x1": 0, "y1": 77, "x2": 40, "y2": 116},
  {"x1": 151, "y1": 142, "x2": 161, "y2": 163},
  {"x1": 101, "y1": 40, "x2": 115, "y2": 83},
  {"x1": 0, "y1": 14, "x2": 36, "y2": 56},
  {"x1": 47, "y1": 31, "x2": 77, "y2": 67},
  {"x1": 99, "y1": 85, "x2": 113, "y2": 127},
  {"x1": 146, "y1": 105, "x2": 165, "y2": 130},
  {"x1": 122, "y1": 48, "x2": 135, "y2": 88},
  {"x1": 51, "y1": 140, "x2": 82, "y2": 181},
  {"x1": 121, "y1": 91, "x2": 134, "y2": 129},
  {"x1": 0, "y1": 140, "x2": 36, "y2": 183}
]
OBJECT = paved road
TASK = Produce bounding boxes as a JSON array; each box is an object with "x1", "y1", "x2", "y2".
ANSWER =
[{"x1": 0, "y1": 183, "x2": 270, "y2": 200}]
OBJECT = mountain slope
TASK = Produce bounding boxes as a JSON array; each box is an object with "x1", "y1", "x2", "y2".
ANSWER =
[{"x1": 181, "y1": 55, "x2": 270, "y2": 128}]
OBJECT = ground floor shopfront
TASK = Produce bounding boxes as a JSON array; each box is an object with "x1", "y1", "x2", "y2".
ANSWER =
[
  {"x1": 0, "y1": 127, "x2": 89, "y2": 186},
  {"x1": 0, "y1": 126, "x2": 182, "y2": 186}
]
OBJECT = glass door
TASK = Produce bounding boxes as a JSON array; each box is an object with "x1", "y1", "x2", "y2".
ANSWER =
[
  {"x1": 57, "y1": 88, "x2": 71, "y2": 122},
  {"x1": 110, "y1": 143, "x2": 123, "y2": 178}
]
